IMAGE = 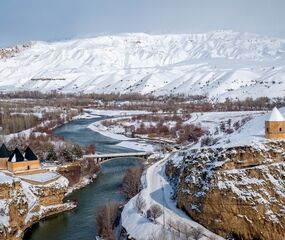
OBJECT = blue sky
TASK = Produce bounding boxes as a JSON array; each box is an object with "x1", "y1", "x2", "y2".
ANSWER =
[{"x1": 0, "y1": 0, "x2": 284, "y2": 47}]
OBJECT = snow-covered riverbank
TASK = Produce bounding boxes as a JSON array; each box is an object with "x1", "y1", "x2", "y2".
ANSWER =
[
  {"x1": 77, "y1": 109, "x2": 157, "y2": 152},
  {"x1": 121, "y1": 155, "x2": 224, "y2": 240}
]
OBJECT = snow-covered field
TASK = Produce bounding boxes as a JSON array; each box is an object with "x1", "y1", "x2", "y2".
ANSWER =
[
  {"x1": 116, "y1": 141, "x2": 155, "y2": 152},
  {"x1": 19, "y1": 172, "x2": 60, "y2": 183},
  {"x1": 0, "y1": 172, "x2": 13, "y2": 184},
  {"x1": 191, "y1": 108, "x2": 284, "y2": 149},
  {"x1": 1, "y1": 31, "x2": 285, "y2": 100}
]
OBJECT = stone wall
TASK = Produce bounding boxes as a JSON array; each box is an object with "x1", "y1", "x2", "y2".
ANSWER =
[
  {"x1": 7, "y1": 160, "x2": 40, "y2": 172},
  {"x1": 265, "y1": 121, "x2": 285, "y2": 140},
  {"x1": 0, "y1": 158, "x2": 8, "y2": 169}
]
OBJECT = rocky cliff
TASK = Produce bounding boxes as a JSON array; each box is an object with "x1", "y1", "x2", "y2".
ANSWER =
[
  {"x1": 57, "y1": 158, "x2": 100, "y2": 188},
  {"x1": 0, "y1": 173, "x2": 73, "y2": 240},
  {"x1": 166, "y1": 141, "x2": 285, "y2": 240}
]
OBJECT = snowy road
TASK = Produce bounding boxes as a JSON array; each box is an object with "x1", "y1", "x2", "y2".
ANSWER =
[{"x1": 145, "y1": 155, "x2": 224, "y2": 240}]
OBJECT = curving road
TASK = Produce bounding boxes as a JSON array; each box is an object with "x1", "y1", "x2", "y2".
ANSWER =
[{"x1": 144, "y1": 155, "x2": 224, "y2": 240}]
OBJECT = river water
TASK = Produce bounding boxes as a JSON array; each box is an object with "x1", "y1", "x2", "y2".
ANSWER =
[{"x1": 24, "y1": 117, "x2": 141, "y2": 240}]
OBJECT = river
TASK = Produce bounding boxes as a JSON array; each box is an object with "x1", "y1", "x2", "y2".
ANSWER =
[{"x1": 24, "y1": 117, "x2": 141, "y2": 240}]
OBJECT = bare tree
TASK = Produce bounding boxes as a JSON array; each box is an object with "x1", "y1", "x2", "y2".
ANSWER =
[
  {"x1": 191, "y1": 227, "x2": 204, "y2": 240},
  {"x1": 208, "y1": 235, "x2": 217, "y2": 240},
  {"x1": 147, "y1": 204, "x2": 163, "y2": 224},
  {"x1": 181, "y1": 224, "x2": 192, "y2": 240},
  {"x1": 175, "y1": 220, "x2": 182, "y2": 238},
  {"x1": 96, "y1": 201, "x2": 120, "y2": 240},
  {"x1": 134, "y1": 192, "x2": 146, "y2": 214},
  {"x1": 167, "y1": 219, "x2": 174, "y2": 232},
  {"x1": 122, "y1": 167, "x2": 143, "y2": 200}
]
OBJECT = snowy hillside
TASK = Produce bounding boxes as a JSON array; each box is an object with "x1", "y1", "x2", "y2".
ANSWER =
[{"x1": 0, "y1": 30, "x2": 285, "y2": 100}]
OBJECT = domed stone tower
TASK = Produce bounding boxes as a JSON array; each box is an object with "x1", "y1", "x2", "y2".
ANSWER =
[{"x1": 265, "y1": 107, "x2": 285, "y2": 140}]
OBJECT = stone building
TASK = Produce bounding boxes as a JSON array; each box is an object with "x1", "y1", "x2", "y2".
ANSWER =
[
  {"x1": 265, "y1": 107, "x2": 285, "y2": 140},
  {"x1": 0, "y1": 144, "x2": 11, "y2": 169},
  {"x1": 7, "y1": 147, "x2": 40, "y2": 172}
]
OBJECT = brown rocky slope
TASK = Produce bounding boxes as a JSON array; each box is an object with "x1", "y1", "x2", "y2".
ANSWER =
[
  {"x1": 0, "y1": 174, "x2": 73, "y2": 240},
  {"x1": 166, "y1": 141, "x2": 285, "y2": 240}
]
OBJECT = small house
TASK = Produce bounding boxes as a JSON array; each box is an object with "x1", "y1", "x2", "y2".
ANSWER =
[{"x1": 7, "y1": 147, "x2": 40, "y2": 172}]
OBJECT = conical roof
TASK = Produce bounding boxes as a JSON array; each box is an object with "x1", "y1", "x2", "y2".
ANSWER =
[
  {"x1": 268, "y1": 107, "x2": 285, "y2": 122},
  {"x1": 8, "y1": 148, "x2": 24, "y2": 162},
  {"x1": 0, "y1": 144, "x2": 11, "y2": 158},
  {"x1": 24, "y1": 146, "x2": 38, "y2": 161}
]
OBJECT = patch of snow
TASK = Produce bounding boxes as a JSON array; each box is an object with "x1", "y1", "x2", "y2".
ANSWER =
[
  {"x1": 20, "y1": 172, "x2": 60, "y2": 183},
  {"x1": 116, "y1": 141, "x2": 155, "y2": 152}
]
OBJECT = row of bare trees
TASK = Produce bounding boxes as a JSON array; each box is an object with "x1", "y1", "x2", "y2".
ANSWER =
[
  {"x1": 2, "y1": 91, "x2": 285, "y2": 113},
  {"x1": 0, "y1": 113, "x2": 38, "y2": 134}
]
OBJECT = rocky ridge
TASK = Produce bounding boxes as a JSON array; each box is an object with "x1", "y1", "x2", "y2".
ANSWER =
[{"x1": 166, "y1": 141, "x2": 285, "y2": 240}]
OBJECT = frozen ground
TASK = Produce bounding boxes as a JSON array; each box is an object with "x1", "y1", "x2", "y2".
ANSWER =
[{"x1": 19, "y1": 172, "x2": 60, "y2": 183}]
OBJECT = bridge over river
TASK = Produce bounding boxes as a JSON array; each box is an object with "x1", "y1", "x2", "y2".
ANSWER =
[{"x1": 83, "y1": 151, "x2": 151, "y2": 163}]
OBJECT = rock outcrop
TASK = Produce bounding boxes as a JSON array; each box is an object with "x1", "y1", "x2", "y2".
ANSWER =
[
  {"x1": 0, "y1": 173, "x2": 73, "y2": 240},
  {"x1": 0, "y1": 44, "x2": 31, "y2": 59},
  {"x1": 57, "y1": 158, "x2": 100, "y2": 187},
  {"x1": 166, "y1": 141, "x2": 285, "y2": 240}
]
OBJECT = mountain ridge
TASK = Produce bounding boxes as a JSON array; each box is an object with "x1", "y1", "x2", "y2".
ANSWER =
[{"x1": 0, "y1": 30, "x2": 285, "y2": 100}]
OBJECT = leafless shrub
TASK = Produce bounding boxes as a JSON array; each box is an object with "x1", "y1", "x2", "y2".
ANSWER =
[
  {"x1": 96, "y1": 201, "x2": 120, "y2": 240},
  {"x1": 167, "y1": 218, "x2": 174, "y2": 231},
  {"x1": 181, "y1": 224, "x2": 192, "y2": 240},
  {"x1": 191, "y1": 227, "x2": 204, "y2": 240},
  {"x1": 208, "y1": 235, "x2": 217, "y2": 240},
  {"x1": 200, "y1": 136, "x2": 219, "y2": 147},
  {"x1": 175, "y1": 220, "x2": 182, "y2": 238},
  {"x1": 122, "y1": 167, "x2": 143, "y2": 200},
  {"x1": 134, "y1": 192, "x2": 146, "y2": 214},
  {"x1": 147, "y1": 204, "x2": 163, "y2": 224}
]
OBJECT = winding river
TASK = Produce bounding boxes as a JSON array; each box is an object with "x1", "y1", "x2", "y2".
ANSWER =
[{"x1": 24, "y1": 117, "x2": 141, "y2": 240}]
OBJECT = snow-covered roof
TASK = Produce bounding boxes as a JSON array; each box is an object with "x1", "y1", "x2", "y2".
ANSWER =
[{"x1": 267, "y1": 107, "x2": 285, "y2": 122}]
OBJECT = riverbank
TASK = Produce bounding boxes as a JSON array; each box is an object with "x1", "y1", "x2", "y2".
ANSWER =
[
  {"x1": 23, "y1": 114, "x2": 150, "y2": 240},
  {"x1": 78, "y1": 109, "x2": 157, "y2": 152},
  {"x1": 121, "y1": 154, "x2": 223, "y2": 240}
]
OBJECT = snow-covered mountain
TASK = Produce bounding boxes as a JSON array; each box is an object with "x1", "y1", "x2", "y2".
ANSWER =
[{"x1": 1, "y1": 30, "x2": 285, "y2": 100}]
